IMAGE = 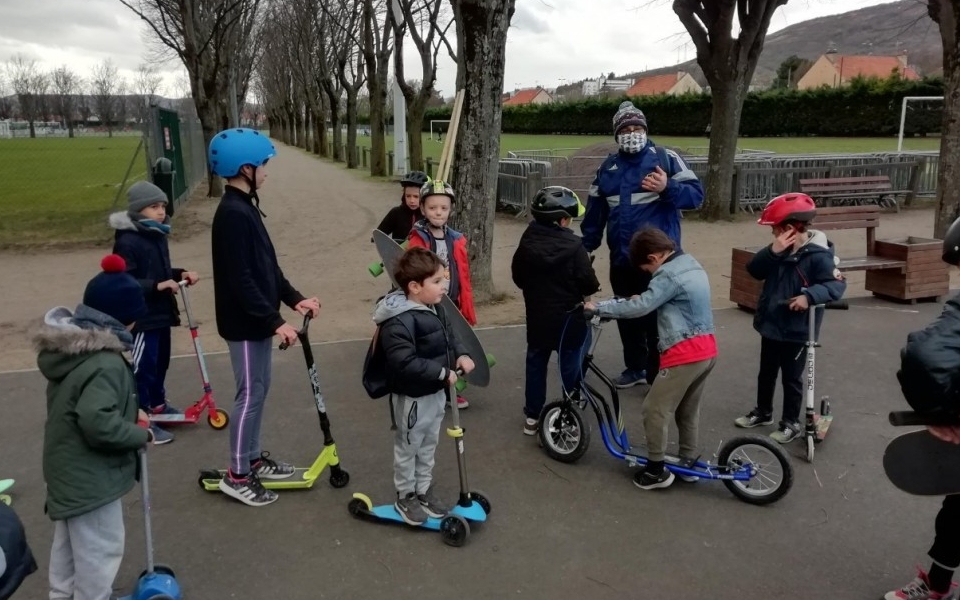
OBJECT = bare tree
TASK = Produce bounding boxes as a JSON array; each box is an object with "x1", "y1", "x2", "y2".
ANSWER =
[
  {"x1": 362, "y1": 0, "x2": 393, "y2": 176},
  {"x1": 326, "y1": 2, "x2": 367, "y2": 168},
  {"x1": 51, "y1": 66, "x2": 81, "y2": 137},
  {"x1": 7, "y1": 55, "x2": 47, "y2": 138},
  {"x1": 393, "y1": 0, "x2": 454, "y2": 171},
  {"x1": 448, "y1": 0, "x2": 515, "y2": 300},
  {"x1": 90, "y1": 59, "x2": 123, "y2": 137},
  {"x1": 132, "y1": 63, "x2": 163, "y2": 124},
  {"x1": 927, "y1": 0, "x2": 960, "y2": 237},
  {"x1": 118, "y1": 0, "x2": 264, "y2": 196},
  {"x1": 673, "y1": 0, "x2": 787, "y2": 220},
  {"x1": 0, "y1": 74, "x2": 12, "y2": 121}
]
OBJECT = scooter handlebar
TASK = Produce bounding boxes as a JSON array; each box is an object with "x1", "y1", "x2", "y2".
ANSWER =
[
  {"x1": 278, "y1": 313, "x2": 314, "y2": 350},
  {"x1": 777, "y1": 299, "x2": 849, "y2": 310}
]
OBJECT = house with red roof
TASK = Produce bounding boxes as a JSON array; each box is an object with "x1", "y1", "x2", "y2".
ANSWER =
[
  {"x1": 503, "y1": 87, "x2": 553, "y2": 106},
  {"x1": 797, "y1": 52, "x2": 920, "y2": 89},
  {"x1": 624, "y1": 71, "x2": 702, "y2": 97}
]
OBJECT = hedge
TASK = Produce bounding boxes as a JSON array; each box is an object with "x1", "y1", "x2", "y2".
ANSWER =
[{"x1": 421, "y1": 77, "x2": 945, "y2": 137}]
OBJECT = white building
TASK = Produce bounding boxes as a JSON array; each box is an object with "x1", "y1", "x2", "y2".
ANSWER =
[
  {"x1": 0, "y1": 120, "x2": 10, "y2": 139},
  {"x1": 582, "y1": 75, "x2": 636, "y2": 96}
]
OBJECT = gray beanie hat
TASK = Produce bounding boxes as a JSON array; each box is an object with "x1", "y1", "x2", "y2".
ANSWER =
[
  {"x1": 612, "y1": 100, "x2": 648, "y2": 137},
  {"x1": 127, "y1": 181, "x2": 168, "y2": 213}
]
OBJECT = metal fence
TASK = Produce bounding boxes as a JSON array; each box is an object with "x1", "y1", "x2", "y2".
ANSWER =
[
  {"x1": 143, "y1": 105, "x2": 207, "y2": 213},
  {"x1": 497, "y1": 149, "x2": 941, "y2": 217}
]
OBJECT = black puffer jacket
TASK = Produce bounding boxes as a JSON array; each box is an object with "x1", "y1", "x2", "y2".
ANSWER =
[
  {"x1": 373, "y1": 291, "x2": 468, "y2": 398},
  {"x1": 512, "y1": 221, "x2": 600, "y2": 349},
  {"x1": 110, "y1": 212, "x2": 183, "y2": 332},
  {"x1": 0, "y1": 502, "x2": 37, "y2": 600},
  {"x1": 898, "y1": 293, "x2": 960, "y2": 413}
]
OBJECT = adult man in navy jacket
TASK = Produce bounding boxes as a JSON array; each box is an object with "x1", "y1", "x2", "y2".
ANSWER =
[{"x1": 581, "y1": 101, "x2": 704, "y2": 387}]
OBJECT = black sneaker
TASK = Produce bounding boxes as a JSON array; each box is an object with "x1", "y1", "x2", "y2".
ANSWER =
[
  {"x1": 218, "y1": 471, "x2": 278, "y2": 507},
  {"x1": 633, "y1": 468, "x2": 675, "y2": 490},
  {"x1": 734, "y1": 409, "x2": 774, "y2": 429},
  {"x1": 770, "y1": 421, "x2": 801, "y2": 444},
  {"x1": 418, "y1": 487, "x2": 450, "y2": 518},
  {"x1": 251, "y1": 451, "x2": 296, "y2": 480},
  {"x1": 395, "y1": 492, "x2": 429, "y2": 525}
]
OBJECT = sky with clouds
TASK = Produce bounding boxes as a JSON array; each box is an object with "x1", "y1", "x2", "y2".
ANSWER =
[{"x1": 0, "y1": 0, "x2": 903, "y2": 99}]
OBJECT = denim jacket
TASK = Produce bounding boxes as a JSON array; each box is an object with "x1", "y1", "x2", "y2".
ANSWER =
[{"x1": 596, "y1": 252, "x2": 714, "y2": 352}]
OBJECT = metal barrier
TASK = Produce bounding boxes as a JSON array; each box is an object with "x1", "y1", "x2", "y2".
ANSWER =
[{"x1": 499, "y1": 150, "x2": 942, "y2": 216}]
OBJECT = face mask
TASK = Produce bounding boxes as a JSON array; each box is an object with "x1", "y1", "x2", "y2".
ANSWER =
[{"x1": 617, "y1": 131, "x2": 646, "y2": 153}]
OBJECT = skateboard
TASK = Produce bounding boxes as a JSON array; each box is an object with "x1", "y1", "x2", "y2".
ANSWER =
[
  {"x1": 372, "y1": 229, "x2": 493, "y2": 388},
  {"x1": 0, "y1": 478, "x2": 13, "y2": 505},
  {"x1": 884, "y1": 411, "x2": 960, "y2": 496}
]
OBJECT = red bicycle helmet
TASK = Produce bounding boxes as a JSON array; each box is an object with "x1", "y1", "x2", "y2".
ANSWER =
[{"x1": 757, "y1": 193, "x2": 817, "y2": 226}]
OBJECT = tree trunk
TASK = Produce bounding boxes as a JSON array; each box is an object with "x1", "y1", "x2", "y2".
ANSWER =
[
  {"x1": 362, "y1": 0, "x2": 390, "y2": 177},
  {"x1": 448, "y1": 0, "x2": 515, "y2": 301},
  {"x1": 297, "y1": 104, "x2": 308, "y2": 150},
  {"x1": 324, "y1": 84, "x2": 343, "y2": 162},
  {"x1": 701, "y1": 81, "x2": 743, "y2": 220},
  {"x1": 312, "y1": 108, "x2": 324, "y2": 155},
  {"x1": 934, "y1": 0, "x2": 960, "y2": 238},
  {"x1": 285, "y1": 108, "x2": 296, "y2": 145},
  {"x1": 345, "y1": 91, "x2": 359, "y2": 168},
  {"x1": 405, "y1": 98, "x2": 427, "y2": 172}
]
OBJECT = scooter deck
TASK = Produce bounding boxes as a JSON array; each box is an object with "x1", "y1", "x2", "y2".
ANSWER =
[
  {"x1": 884, "y1": 430, "x2": 960, "y2": 496},
  {"x1": 199, "y1": 445, "x2": 340, "y2": 491},
  {"x1": 351, "y1": 497, "x2": 488, "y2": 529}
]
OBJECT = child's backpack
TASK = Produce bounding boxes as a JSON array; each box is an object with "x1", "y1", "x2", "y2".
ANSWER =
[
  {"x1": 897, "y1": 296, "x2": 960, "y2": 414},
  {"x1": 361, "y1": 325, "x2": 389, "y2": 399}
]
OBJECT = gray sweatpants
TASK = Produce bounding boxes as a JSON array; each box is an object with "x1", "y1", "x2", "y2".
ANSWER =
[
  {"x1": 227, "y1": 338, "x2": 274, "y2": 475},
  {"x1": 48, "y1": 498, "x2": 124, "y2": 600},
  {"x1": 642, "y1": 357, "x2": 717, "y2": 462},
  {"x1": 393, "y1": 391, "x2": 446, "y2": 496}
]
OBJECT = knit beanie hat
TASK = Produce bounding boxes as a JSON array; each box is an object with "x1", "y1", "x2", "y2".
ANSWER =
[
  {"x1": 82, "y1": 255, "x2": 148, "y2": 326},
  {"x1": 612, "y1": 101, "x2": 648, "y2": 137},
  {"x1": 127, "y1": 181, "x2": 168, "y2": 214}
]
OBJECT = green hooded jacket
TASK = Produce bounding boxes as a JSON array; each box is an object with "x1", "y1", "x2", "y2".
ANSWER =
[{"x1": 35, "y1": 306, "x2": 150, "y2": 521}]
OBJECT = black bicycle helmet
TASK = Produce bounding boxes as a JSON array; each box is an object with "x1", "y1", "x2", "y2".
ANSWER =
[
  {"x1": 531, "y1": 186, "x2": 584, "y2": 224},
  {"x1": 943, "y1": 214, "x2": 960, "y2": 265},
  {"x1": 399, "y1": 171, "x2": 429, "y2": 188}
]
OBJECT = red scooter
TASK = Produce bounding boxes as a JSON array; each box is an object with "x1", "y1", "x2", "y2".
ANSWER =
[{"x1": 147, "y1": 280, "x2": 228, "y2": 430}]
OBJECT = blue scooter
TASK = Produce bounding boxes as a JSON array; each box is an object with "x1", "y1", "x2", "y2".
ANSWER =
[
  {"x1": 120, "y1": 449, "x2": 181, "y2": 600},
  {"x1": 348, "y1": 374, "x2": 490, "y2": 547}
]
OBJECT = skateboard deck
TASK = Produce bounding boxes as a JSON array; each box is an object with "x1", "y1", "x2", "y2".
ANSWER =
[
  {"x1": 0, "y1": 479, "x2": 13, "y2": 495},
  {"x1": 883, "y1": 429, "x2": 960, "y2": 496},
  {"x1": 372, "y1": 229, "x2": 492, "y2": 388}
]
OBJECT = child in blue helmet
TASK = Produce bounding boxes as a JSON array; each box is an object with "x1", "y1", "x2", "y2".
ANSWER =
[{"x1": 208, "y1": 128, "x2": 321, "y2": 507}]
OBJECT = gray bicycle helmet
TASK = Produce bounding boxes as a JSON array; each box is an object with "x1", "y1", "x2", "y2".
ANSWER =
[
  {"x1": 399, "y1": 171, "x2": 429, "y2": 188},
  {"x1": 531, "y1": 186, "x2": 584, "y2": 224}
]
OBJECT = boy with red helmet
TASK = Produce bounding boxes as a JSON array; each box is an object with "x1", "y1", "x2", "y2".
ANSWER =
[{"x1": 733, "y1": 193, "x2": 846, "y2": 443}]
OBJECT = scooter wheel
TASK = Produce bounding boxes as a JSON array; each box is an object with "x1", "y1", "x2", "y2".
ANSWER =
[
  {"x1": 439, "y1": 514, "x2": 470, "y2": 547},
  {"x1": 538, "y1": 401, "x2": 590, "y2": 464},
  {"x1": 208, "y1": 409, "x2": 229, "y2": 430},
  {"x1": 806, "y1": 436, "x2": 815, "y2": 462},
  {"x1": 329, "y1": 469, "x2": 350, "y2": 489},
  {"x1": 139, "y1": 564, "x2": 175, "y2": 579},
  {"x1": 470, "y1": 491, "x2": 492, "y2": 515},
  {"x1": 348, "y1": 497, "x2": 369, "y2": 517},
  {"x1": 197, "y1": 470, "x2": 221, "y2": 489}
]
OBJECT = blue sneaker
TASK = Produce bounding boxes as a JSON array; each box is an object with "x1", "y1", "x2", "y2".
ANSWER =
[
  {"x1": 151, "y1": 403, "x2": 181, "y2": 416},
  {"x1": 614, "y1": 369, "x2": 647, "y2": 389},
  {"x1": 149, "y1": 425, "x2": 174, "y2": 445}
]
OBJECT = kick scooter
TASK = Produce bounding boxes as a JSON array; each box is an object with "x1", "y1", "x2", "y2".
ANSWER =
[
  {"x1": 538, "y1": 304, "x2": 794, "y2": 505},
  {"x1": 348, "y1": 372, "x2": 490, "y2": 547},
  {"x1": 119, "y1": 447, "x2": 182, "y2": 600},
  {"x1": 793, "y1": 299, "x2": 849, "y2": 462},
  {"x1": 197, "y1": 314, "x2": 350, "y2": 491},
  {"x1": 148, "y1": 280, "x2": 228, "y2": 430}
]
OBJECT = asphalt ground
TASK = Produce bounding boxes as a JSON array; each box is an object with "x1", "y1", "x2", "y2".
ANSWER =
[{"x1": 0, "y1": 296, "x2": 950, "y2": 600}]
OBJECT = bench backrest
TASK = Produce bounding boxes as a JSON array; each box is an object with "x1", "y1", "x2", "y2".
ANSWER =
[
  {"x1": 809, "y1": 205, "x2": 881, "y2": 254},
  {"x1": 799, "y1": 176, "x2": 892, "y2": 195}
]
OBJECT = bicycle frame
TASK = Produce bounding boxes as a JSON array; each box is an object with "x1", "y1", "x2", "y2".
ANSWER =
[{"x1": 569, "y1": 317, "x2": 755, "y2": 483}]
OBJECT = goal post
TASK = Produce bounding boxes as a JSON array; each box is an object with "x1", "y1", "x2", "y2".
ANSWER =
[
  {"x1": 898, "y1": 96, "x2": 944, "y2": 151},
  {"x1": 430, "y1": 119, "x2": 451, "y2": 141}
]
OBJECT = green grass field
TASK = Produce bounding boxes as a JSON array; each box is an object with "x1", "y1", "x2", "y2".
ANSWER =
[
  {"x1": 353, "y1": 133, "x2": 942, "y2": 160},
  {"x1": 0, "y1": 133, "x2": 943, "y2": 249},
  {"x1": 0, "y1": 136, "x2": 146, "y2": 248}
]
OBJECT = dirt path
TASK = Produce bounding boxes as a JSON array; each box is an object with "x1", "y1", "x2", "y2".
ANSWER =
[{"x1": 0, "y1": 144, "x2": 949, "y2": 372}]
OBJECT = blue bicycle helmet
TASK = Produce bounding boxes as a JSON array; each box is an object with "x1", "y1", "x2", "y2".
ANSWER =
[{"x1": 208, "y1": 128, "x2": 276, "y2": 178}]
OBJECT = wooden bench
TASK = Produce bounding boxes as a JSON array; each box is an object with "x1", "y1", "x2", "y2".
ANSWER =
[
  {"x1": 729, "y1": 205, "x2": 930, "y2": 311},
  {"x1": 799, "y1": 175, "x2": 909, "y2": 209}
]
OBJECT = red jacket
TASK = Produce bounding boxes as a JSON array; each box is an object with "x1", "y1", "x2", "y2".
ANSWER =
[{"x1": 407, "y1": 222, "x2": 477, "y2": 325}]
